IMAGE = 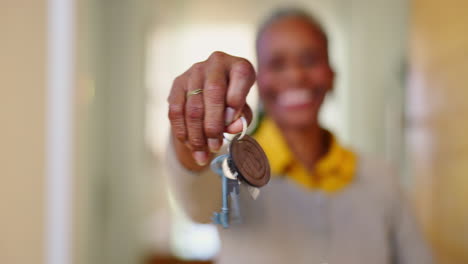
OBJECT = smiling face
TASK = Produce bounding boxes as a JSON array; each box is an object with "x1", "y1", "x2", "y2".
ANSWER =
[{"x1": 256, "y1": 16, "x2": 334, "y2": 129}]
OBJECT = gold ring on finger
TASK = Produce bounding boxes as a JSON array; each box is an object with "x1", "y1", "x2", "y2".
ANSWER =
[{"x1": 186, "y1": 88, "x2": 203, "y2": 98}]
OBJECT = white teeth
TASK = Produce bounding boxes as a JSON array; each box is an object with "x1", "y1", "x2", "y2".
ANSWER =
[{"x1": 277, "y1": 89, "x2": 313, "y2": 107}]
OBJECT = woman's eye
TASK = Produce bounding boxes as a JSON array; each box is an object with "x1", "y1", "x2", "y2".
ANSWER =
[
  {"x1": 268, "y1": 58, "x2": 285, "y2": 72},
  {"x1": 300, "y1": 54, "x2": 319, "y2": 67}
]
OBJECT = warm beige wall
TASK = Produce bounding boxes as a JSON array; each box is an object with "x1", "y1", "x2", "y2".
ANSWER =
[
  {"x1": 409, "y1": 0, "x2": 468, "y2": 263},
  {"x1": 0, "y1": 0, "x2": 46, "y2": 263}
]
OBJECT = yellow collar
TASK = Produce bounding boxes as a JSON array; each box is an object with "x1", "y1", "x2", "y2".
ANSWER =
[{"x1": 253, "y1": 118, "x2": 357, "y2": 193}]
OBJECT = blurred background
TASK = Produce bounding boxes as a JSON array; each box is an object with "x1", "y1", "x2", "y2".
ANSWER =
[{"x1": 1, "y1": 0, "x2": 467, "y2": 263}]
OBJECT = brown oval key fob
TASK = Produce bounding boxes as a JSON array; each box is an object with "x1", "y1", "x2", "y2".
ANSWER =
[{"x1": 227, "y1": 134, "x2": 271, "y2": 187}]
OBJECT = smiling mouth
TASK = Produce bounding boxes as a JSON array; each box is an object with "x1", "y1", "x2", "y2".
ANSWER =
[{"x1": 276, "y1": 89, "x2": 315, "y2": 108}]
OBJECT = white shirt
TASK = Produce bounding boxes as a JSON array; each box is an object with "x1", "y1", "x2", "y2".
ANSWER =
[{"x1": 166, "y1": 144, "x2": 433, "y2": 264}]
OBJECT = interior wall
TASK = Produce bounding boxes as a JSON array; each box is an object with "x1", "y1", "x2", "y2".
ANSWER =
[
  {"x1": 0, "y1": 0, "x2": 47, "y2": 263},
  {"x1": 345, "y1": 0, "x2": 408, "y2": 166},
  {"x1": 80, "y1": 0, "x2": 155, "y2": 263},
  {"x1": 409, "y1": 0, "x2": 468, "y2": 263}
]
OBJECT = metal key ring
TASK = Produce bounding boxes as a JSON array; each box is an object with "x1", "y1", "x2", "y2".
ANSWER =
[{"x1": 224, "y1": 116, "x2": 248, "y2": 144}]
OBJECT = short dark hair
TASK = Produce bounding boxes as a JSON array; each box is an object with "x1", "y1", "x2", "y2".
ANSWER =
[{"x1": 255, "y1": 7, "x2": 329, "y2": 52}]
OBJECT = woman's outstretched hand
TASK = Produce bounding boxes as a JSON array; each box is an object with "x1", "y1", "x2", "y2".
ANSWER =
[{"x1": 167, "y1": 51, "x2": 255, "y2": 170}]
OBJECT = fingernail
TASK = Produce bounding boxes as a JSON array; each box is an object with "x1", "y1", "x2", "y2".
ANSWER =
[
  {"x1": 225, "y1": 118, "x2": 243, "y2": 134},
  {"x1": 208, "y1": 138, "x2": 221, "y2": 153},
  {"x1": 193, "y1": 151, "x2": 208, "y2": 166},
  {"x1": 225, "y1": 107, "x2": 236, "y2": 125}
]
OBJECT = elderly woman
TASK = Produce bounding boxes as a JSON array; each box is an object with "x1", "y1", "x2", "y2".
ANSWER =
[{"x1": 166, "y1": 8, "x2": 433, "y2": 264}]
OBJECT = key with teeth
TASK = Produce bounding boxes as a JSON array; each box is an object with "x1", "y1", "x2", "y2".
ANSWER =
[{"x1": 211, "y1": 130, "x2": 270, "y2": 228}]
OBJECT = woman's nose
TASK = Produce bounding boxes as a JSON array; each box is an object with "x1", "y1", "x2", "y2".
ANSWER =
[{"x1": 285, "y1": 64, "x2": 308, "y2": 85}]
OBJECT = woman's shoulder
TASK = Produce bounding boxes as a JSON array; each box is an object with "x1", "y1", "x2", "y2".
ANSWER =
[
  {"x1": 355, "y1": 153, "x2": 397, "y2": 181},
  {"x1": 350, "y1": 152, "x2": 403, "y2": 202}
]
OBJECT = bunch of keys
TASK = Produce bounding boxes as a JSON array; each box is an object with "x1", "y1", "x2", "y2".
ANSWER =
[{"x1": 210, "y1": 117, "x2": 271, "y2": 228}]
